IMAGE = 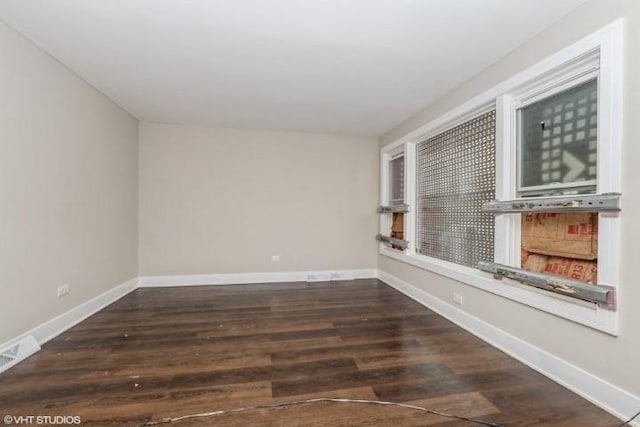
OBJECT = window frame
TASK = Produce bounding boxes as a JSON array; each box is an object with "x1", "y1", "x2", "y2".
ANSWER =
[
  {"x1": 379, "y1": 19, "x2": 622, "y2": 335},
  {"x1": 380, "y1": 145, "x2": 414, "y2": 253}
]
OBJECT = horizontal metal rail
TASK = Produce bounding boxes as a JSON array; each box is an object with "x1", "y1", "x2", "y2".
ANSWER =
[
  {"x1": 378, "y1": 204, "x2": 409, "y2": 213},
  {"x1": 477, "y1": 261, "x2": 616, "y2": 310},
  {"x1": 376, "y1": 234, "x2": 409, "y2": 250},
  {"x1": 482, "y1": 193, "x2": 621, "y2": 214}
]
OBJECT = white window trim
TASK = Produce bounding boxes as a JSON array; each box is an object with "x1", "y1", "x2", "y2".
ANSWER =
[
  {"x1": 403, "y1": 143, "x2": 417, "y2": 254},
  {"x1": 380, "y1": 19, "x2": 623, "y2": 335}
]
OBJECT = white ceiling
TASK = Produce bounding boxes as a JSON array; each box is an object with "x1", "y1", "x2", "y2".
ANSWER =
[{"x1": 0, "y1": 0, "x2": 587, "y2": 136}]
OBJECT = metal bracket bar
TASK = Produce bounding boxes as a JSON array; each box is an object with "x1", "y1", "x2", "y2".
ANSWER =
[
  {"x1": 477, "y1": 261, "x2": 616, "y2": 310},
  {"x1": 378, "y1": 204, "x2": 409, "y2": 213},
  {"x1": 482, "y1": 193, "x2": 621, "y2": 214},
  {"x1": 376, "y1": 234, "x2": 409, "y2": 249}
]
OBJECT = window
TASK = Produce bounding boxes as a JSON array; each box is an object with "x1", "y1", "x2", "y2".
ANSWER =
[
  {"x1": 513, "y1": 75, "x2": 601, "y2": 285},
  {"x1": 379, "y1": 20, "x2": 622, "y2": 334},
  {"x1": 388, "y1": 153, "x2": 406, "y2": 246},
  {"x1": 389, "y1": 154, "x2": 405, "y2": 205},
  {"x1": 517, "y1": 78, "x2": 598, "y2": 196},
  {"x1": 415, "y1": 110, "x2": 496, "y2": 268},
  {"x1": 492, "y1": 45, "x2": 619, "y2": 326},
  {"x1": 378, "y1": 148, "x2": 409, "y2": 251}
]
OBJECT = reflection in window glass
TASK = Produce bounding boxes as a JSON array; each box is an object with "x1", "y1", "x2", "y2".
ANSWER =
[
  {"x1": 389, "y1": 155, "x2": 404, "y2": 205},
  {"x1": 518, "y1": 79, "x2": 597, "y2": 195}
]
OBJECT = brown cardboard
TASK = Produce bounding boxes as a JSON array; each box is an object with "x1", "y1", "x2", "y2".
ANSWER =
[
  {"x1": 521, "y1": 213, "x2": 598, "y2": 260},
  {"x1": 543, "y1": 257, "x2": 598, "y2": 284},
  {"x1": 523, "y1": 253, "x2": 549, "y2": 273},
  {"x1": 523, "y1": 251, "x2": 598, "y2": 284},
  {"x1": 391, "y1": 213, "x2": 404, "y2": 239}
]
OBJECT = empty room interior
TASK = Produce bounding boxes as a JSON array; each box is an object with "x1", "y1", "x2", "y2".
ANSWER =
[{"x1": 1, "y1": 0, "x2": 640, "y2": 425}]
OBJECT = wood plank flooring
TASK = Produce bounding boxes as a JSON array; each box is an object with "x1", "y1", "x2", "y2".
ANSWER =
[{"x1": 0, "y1": 279, "x2": 622, "y2": 426}]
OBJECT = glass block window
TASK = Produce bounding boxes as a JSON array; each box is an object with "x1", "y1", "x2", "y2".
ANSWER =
[
  {"x1": 389, "y1": 155, "x2": 405, "y2": 205},
  {"x1": 416, "y1": 110, "x2": 496, "y2": 267},
  {"x1": 518, "y1": 78, "x2": 598, "y2": 196}
]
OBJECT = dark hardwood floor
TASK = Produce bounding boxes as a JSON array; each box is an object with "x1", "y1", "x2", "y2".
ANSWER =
[{"x1": 0, "y1": 279, "x2": 621, "y2": 426}]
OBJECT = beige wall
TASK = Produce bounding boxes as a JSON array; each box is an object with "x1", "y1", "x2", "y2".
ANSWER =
[
  {"x1": 138, "y1": 123, "x2": 378, "y2": 276},
  {"x1": 0, "y1": 22, "x2": 138, "y2": 343},
  {"x1": 5, "y1": 0, "x2": 637, "y2": 404},
  {"x1": 379, "y1": 0, "x2": 640, "y2": 394}
]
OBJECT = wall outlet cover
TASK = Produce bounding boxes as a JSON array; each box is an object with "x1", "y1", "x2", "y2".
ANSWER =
[
  {"x1": 453, "y1": 293, "x2": 464, "y2": 305},
  {"x1": 57, "y1": 284, "x2": 70, "y2": 297}
]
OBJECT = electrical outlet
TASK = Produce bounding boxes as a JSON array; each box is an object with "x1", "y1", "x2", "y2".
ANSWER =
[
  {"x1": 57, "y1": 284, "x2": 70, "y2": 298},
  {"x1": 271, "y1": 255, "x2": 281, "y2": 262},
  {"x1": 453, "y1": 293, "x2": 463, "y2": 305}
]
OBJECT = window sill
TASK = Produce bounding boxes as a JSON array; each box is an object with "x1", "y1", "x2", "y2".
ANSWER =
[{"x1": 380, "y1": 247, "x2": 617, "y2": 335}]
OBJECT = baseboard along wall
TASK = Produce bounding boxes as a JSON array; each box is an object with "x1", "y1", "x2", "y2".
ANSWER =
[{"x1": 137, "y1": 269, "x2": 378, "y2": 287}]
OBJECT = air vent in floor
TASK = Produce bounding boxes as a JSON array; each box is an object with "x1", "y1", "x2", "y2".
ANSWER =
[{"x1": 0, "y1": 335, "x2": 40, "y2": 374}]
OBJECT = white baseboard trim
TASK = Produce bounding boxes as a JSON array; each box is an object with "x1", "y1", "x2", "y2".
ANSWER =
[
  {"x1": 377, "y1": 269, "x2": 640, "y2": 426},
  {"x1": 0, "y1": 277, "x2": 138, "y2": 352},
  {"x1": 138, "y1": 269, "x2": 378, "y2": 287}
]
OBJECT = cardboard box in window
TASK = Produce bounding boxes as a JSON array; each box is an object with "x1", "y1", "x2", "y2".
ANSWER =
[
  {"x1": 522, "y1": 252, "x2": 548, "y2": 273},
  {"x1": 544, "y1": 257, "x2": 598, "y2": 284},
  {"x1": 391, "y1": 212, "x2": 404, "y2": 239},
  {"x1": 521, "y1": 213, "x2": 597, "y2": 260},
  {"x1": 522, "y1": 251, "x2": 598, "y2": 284}
]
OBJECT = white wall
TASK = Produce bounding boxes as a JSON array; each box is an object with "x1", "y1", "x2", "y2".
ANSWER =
[
  {"x1": 379, "y1": 0, "x2": 640, "y2": 396},
  {"x1": 138, "y1": 123, "x2": 378, "y2": 276},
  {"x1": 0, "y1": 22, "x2": 138, "y2": 344}
]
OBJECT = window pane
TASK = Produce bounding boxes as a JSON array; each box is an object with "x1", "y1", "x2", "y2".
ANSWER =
[
  {"x1": 416, "y1": 110, "x2": 496, "y2": 267},
  {"x1": 389, "y1": 155, "x2": 404, "y2": 204},
  {"x1": 519, "y1": 78, "x2": 597, "y2": 194}
]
